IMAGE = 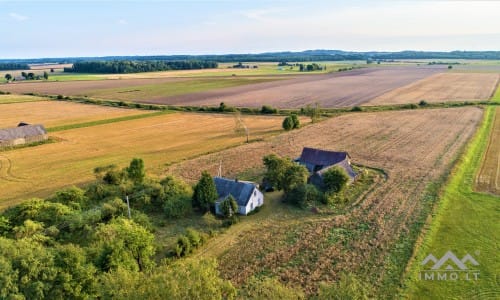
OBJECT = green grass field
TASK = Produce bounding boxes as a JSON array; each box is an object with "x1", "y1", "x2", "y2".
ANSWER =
[
  {"x1": 48, "y1": 73, "x2": 106, "y2": 81},
  {"x1": 0, "y1": 94, "x2": 48, "y2": 104},
  {"x1": 83, "y1": 77, "x2": 283, "y2": 101},
  {"x1": 404, "y1": 106, "x2": 499, "y2": 299}
]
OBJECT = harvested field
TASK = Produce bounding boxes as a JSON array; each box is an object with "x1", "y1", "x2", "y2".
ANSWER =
[
  {"x1": 475, "y1": 107, "x2": 500, "y2": 195},
  {"x1": 369, "y1": 72, "x2": 499, "y2": 105},
  {"x1": 0, "y1": 113, "x2": 292, "y2": 208},
  {"x1": 0, "y1": 66, "x2": 442, "y2": 108},
  {"x1": 0, "y1": 101, "x2": 151, "y2": 129},
  {"x1": 167, "y1": 107, "x2": 483, "y2": 296},
  {"x1": 136, "y1": 67, "x2": 442, "y2": 108}
]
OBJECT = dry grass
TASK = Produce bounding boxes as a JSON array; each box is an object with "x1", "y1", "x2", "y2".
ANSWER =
[
  {"x1": 0, "y1": 101, "x2": 151, "y2": 129},
  {"x1": 167, "y1": 107, "x2": 483, "y2": 295},
  {"x1": 0, "y1": 113, "x2": 294, "y2": 209},
  {"x1": 475, "y1": 107, "x2": 500, "y2": 195},
  {"x1": 369, "y1": 72, "x2": 499, "y2": 105}
]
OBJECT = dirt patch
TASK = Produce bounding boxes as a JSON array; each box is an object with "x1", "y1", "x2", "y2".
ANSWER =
[{"x1": 369, "y1": 72, "x2": 499, "y2": 105}]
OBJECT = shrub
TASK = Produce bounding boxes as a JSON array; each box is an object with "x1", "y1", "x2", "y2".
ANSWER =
[
  {"x1": 176, "y1": 235, "x2": 191, "y2": 257},
  {"x1": 290, "y1": 114, "x2": 300, "y2": 129},
  {"x1": 282, "y1": 116, "x2": 294, "y2": 131},
  {"x1": 219, "y1": 195, "x2": 238, "y2": 218},
  {"x1": 419, "y1": 100, "x2": 428, "y2": 106},
  {"x1": 351, "y1": 106, "x2": 363, "y2": 112},
  {"x1": 163, "y1": 195, "x2": 192, "y2": 218},
  {"x1": 322, "y1": 167, "x2": 349, "y2": 193},
  {"x1": 57, "y1": 94, "x2": 64, "y2": 100},
  {"x1": 185, "y1": 228, "x2": 202, "y2": 248},
  {"x1": 286, "y1": 184, "x2": 321, "y2": 208},
  {"x1": 261, "y1": 105, "x2": 277, "y2": 114}
]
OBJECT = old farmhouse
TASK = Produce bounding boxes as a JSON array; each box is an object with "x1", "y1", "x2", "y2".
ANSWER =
[
  {"x1": 296, "y1": 147, "x2": 357, "y2": 189},
  {"x1": 214, "y1": 177, "x2": 264, "y2": 216},
  {"x1": 0, "y1": 124, "x2": 48, "y2": 148}
]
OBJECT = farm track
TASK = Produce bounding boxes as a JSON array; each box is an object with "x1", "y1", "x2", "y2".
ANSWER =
[
  {"x1": 168, "y1": 107, "x2": 483, "y2": 295},
  {"x1": 475, "y1": 107, "x2": 500, "y2": 194},
  {"x1": 0, "y1": 155, "x2": 26, "y2": 182}
]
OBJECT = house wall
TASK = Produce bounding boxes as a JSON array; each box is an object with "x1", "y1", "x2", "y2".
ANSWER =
[
  {"x1": 0, "y1": 134, "x2": 48, "y2": 148},
  {"x1": 241, "y1": 188, "x2": 264, "y2": 215}
]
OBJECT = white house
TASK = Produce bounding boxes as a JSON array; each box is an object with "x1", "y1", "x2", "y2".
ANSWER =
[{"x1": 213, "y1": 177, "x2": 264, "y2": 216}]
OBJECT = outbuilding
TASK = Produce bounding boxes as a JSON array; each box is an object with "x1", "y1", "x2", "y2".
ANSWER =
[{"x1": 0, "y1": 124, "x2": 48, "y2": 147}]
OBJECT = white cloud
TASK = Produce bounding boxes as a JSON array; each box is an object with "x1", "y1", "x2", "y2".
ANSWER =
[{"x1": 9, "y1": 12, "x2": 28, "y2": 21}]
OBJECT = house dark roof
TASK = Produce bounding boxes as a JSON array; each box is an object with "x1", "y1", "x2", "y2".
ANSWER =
[
  {"x1": 214, "y1": 177, "x2": 257, "y2": 207},
  {"x1": 0, "y1": 124, "x2": 47, "y2": 141},
  {"x1": 317, "y1": 159, "x2": 357, "y2": 180},
  {"x1": 299, "y1": 147, "x2": 349, "y2": 167}
]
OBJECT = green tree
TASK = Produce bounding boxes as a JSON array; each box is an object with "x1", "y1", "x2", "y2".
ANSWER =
[
  {"x1": 282, "y1": 116, "x2": 294, "y2": 131},
  {"x1": 322, "y1": 166, "x2": 349, "y2": 193},
  {"x1": 94, "y1": 218, "x2": 155, "y2": 272},
  {"x1": 220, "y1": 195, "x2": 238, "y2": 218},
  {"x1": 51, "y1": 186, "x2": 88, "y2": 209},
  {"x1": 286, "y1": 184, "x2": 321, "y2": 208},
  {"x1": 21, "y1": 71, "x2": 27, "y2": 79},
  {"x1": 43, "y1": 71, "x2": 49, "y2": 80},
  {"x1": 193, "y1": 171, "x2": 218, "y2": 212},
  {"x1": 290, "y1": 113, "x2": 300, "y2": 128},
  {"x1": 262, "y1": 154, "x2": 293, "y2": 191},
  {"x1": 282, "y1": 164, "x2": 309, "y2": 193},
  {"x1": 127, "y1": 158, "x2": 145, "y2": 184},
  {"x1": 4, "y1": 73, "x2": 12, "y2": 81}
]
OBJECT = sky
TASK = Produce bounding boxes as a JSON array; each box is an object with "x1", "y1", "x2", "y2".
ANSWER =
[{"x1": 1, "y1": 0, "x2": 499, "y2": 58}]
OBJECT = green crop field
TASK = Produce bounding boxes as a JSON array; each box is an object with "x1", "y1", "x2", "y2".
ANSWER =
[
  {"x1": 0, "y1": 94, "x2": 48, "y2": 104},
  {"x1": 82, "y1": 77, "x2": 283, "y2": 101},
  {"x1": 404, "y1": 106, "x2": 499, "y2": 299}
]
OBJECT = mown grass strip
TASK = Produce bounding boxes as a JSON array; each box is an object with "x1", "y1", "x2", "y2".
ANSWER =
[
  {"x1": 404, "y1": 106, "x2": 499, "y2": 299},
  {"x1": 47, "y1": 111, "x2": 170, "y2": 132}
]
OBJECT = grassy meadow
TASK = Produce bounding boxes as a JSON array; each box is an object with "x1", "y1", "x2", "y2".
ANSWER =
[
  {"x1": 0, "y1": 94, "x2": 48, "y2": 104},
  {"x1": 404, "y1": 106, "x2": 499, "y2": 299}
]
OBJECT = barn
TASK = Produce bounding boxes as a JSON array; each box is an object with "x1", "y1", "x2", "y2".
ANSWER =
[
  {"x1": 296, "y1": 147, "x2": 358, "y2": 188},
  {"x1": 0, "y1": 124, "x2": 48, "y2": 148},
  {"x1": 213, "y1": 177, "x2": 264, "y2": 216}
]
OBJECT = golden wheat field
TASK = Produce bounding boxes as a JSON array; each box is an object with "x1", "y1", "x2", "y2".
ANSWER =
[
  {"x1": 0, "y1": 100, "x2": 152, "y2": 129},
  {"x1": 0, "y1": 113, "x2": 298, "y2": 208}
]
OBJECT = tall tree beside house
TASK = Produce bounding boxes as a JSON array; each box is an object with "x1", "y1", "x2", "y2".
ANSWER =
[
  {"x1": 282, "y1": 164, "x2": 309, "y2": 193},
  {"x1": 193, "y1": 171, "x2": 218, "y2": 212},
  {"x1": 263, "y1": 154, "x2": 294, "y2": 191},
  {"x1": 220, "y1": 195, "x2": 238, "y2": 218}
]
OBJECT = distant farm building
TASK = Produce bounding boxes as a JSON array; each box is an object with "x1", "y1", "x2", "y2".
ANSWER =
[
  {"x1": 0, "y1": 124, "x2": 48, "y2": 147},
  {"x1": 296, "y1": 147, "x2": 357, "y2": 188},
  {"x1": 213, "y1": 177, "x2": 264, "y2": 216}
]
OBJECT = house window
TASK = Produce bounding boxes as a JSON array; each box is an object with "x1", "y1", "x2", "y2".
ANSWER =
[{"x1": 253, "y1": 190, "x2": 256, "y2": 196}]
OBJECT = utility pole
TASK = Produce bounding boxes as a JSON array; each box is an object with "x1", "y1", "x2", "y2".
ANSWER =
[{"x1": 126, "y1": 195, "x2": 131, "y2": 219}]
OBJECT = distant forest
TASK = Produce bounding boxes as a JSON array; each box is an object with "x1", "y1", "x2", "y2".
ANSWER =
[
  {"x1": 64, "y1": 60, "x2": 218, "y2": 74},
  {"x1": 2, "y1": 50, "x2": 500, "y2": 65},
  {"x1": 0, "y1": 63, "x2": 30, "y2": 70}
]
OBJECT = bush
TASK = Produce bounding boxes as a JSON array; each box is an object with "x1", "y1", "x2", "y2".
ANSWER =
[
  {"x1": 222, "y1": 215, "x2": 239, "y2": 227},
  {"x1": 322, "y1": 167, "x2": 349, "y2": 193},
  {"x1": 282, "y1": 116, "x2": 294, "y2": 131},
  {"x1": 185, "y1": 228, "x2": 202, "y2": 248},
  {"x1": 351, "y1": 106, "x2": 363, "y2": 112},
  {"x1": 57, "y1": 94, "x2": 64, "y2": 100},
  {"x1": 286, "y1": 184, "x2": 321, "y2": 208},
  {"x1": 176, "y1": 235, "x2": 191, "y2": 257},
  {"x1": 419, "y1": 100, "x2": 428, "y2": 106},
  {"x1": 261, "y1": 105, "x2": 277, "y2": 114},
  {"x1": 163, "y1": 195, "x2": 192, "y2": 218}
]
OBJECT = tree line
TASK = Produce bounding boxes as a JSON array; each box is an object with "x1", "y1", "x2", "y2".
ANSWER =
[
  {"x1": 0, "y1": 63, "x2": 30, "y2": 71},
  {"x1": 64, "y1": 60, "x2": 218, "y2": 74}
]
